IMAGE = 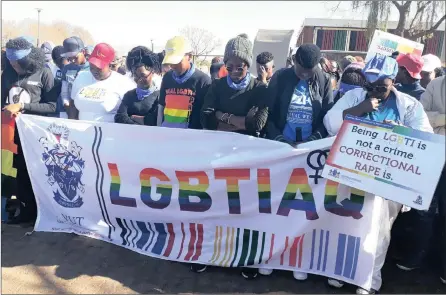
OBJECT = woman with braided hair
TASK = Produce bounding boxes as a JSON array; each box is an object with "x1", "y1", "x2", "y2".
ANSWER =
[{"x1": 114, "y1": 46, "x2": 161, "y2": 125}]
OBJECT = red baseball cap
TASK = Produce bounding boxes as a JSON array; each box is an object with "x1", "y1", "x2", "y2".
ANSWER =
[
  {"x1": 396, "y1": 53, "x2": 424, "y2": 79},
  {"x1": 89, "y1": 43, "x2": 115, "y2": 69}
]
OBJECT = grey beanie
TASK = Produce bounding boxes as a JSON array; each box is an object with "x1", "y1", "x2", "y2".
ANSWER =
[{"x1": 224, "y1": 36, "x2": 253, "y2": 68}]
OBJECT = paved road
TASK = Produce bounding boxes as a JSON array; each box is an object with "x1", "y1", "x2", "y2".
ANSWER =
[{"x1": 2, "y1": 225, "x2": 446, "y2": 294}]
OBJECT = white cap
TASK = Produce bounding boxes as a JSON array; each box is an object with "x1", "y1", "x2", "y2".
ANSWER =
[{"x1": 422, "y1": 54, "x2": 442, "y2": 72}]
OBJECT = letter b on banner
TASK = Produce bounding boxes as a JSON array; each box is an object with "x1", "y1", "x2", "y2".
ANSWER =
[{"x1": 176, "y1": 171, "x2": 212, "y2": 212}]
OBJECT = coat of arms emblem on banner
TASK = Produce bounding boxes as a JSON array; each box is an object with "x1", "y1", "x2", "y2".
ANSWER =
[{"x1": 39, "y1": 123, "x2": 85, "y2": 208}]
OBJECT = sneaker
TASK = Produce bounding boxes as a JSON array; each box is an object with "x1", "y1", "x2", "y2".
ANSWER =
[
  {"x1": 190, "y1": 263, "x2": 207, "y2": 273},
  {"x1": 241, "y1": 268, "x2": 258, "y2": 279},
  {"x1": 259, "y1": 268, "x2": 273, "y2": 276},
  {"x1": 396, "y1": 263, "x2": 418, "y2": 271},
  {"x1": 440, "y1": 277, "x2": 446, "y2": 284},
  {"x1": 356, "y1": 287, "x2": 377, "y2": 294},
  {"x1": 327, "y1": 278, "x2": 345, "y2": 288},
  {"x1": 292, "y1": 271, "x2": 308, "y2": 281}
]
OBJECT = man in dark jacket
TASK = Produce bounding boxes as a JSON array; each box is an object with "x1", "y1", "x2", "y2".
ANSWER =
[{"x1": 266, "y1": 43, "x2": 333, "y2": 146}]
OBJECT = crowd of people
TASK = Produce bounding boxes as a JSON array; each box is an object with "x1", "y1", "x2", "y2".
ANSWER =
[{"x1": 1, "y1": 32, "x2": 445, "y2": 294}]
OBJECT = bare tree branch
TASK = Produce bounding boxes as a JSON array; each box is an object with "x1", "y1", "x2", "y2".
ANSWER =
[
  {"x1": 179, "y1": 26, "x2": 221, "y2": 61},
  {"x1": 328, "y1": 1, "x2": 343, "y2": 13},
  {"x1": 403, "y1": 1, "x2": 412, "y2": 9},
  {"x1": 408, "y1": 1, "x2": 432, "y2": 32},
  {"x1": 391, "y1": 1, "x2": 402, "y2": 9},
  {"x1": 347, "y1": 1, "x2": 445, "y2": 40},
  {"x1": 409, "y1": 13, "x2": 446, "y2": 38}
]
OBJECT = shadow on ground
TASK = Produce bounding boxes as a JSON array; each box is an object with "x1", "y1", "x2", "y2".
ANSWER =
[{"x1": 2, "y1": 226, "x2": 446, "y2": 294}]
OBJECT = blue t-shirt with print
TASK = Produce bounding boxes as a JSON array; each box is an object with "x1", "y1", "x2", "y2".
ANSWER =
[
  {"x1": 283, "y1": 80, "x2": 313, "y2": 142},
  {"x1": 366, "y1": 92, "x2": 400, "y2": 123}
]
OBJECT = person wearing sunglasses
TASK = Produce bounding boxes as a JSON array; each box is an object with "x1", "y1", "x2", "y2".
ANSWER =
[
  {"x1": 60, "y1": 36, "x2": 90, "y2": 118},
  {"x1": 201, "y1": 35, "x2": 268, "y2": 280},
  {"x1": 201, "y1": 35, "x2": 269, "y2": 138},
  {"x1": 114, "y1": 46, "x2": 160, "y2": 125},
  {"x1": 256, "y1": 51, "x2": 274, "y2": 86},
  {"x1": 323, "y1": 53, "x2": 432, "y2": 295}
]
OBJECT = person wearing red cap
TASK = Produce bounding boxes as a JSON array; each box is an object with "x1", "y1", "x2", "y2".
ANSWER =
[
  {"x1": 67, "y1": 43, "x2": 135, "y2": 122},
  {"x1": 395, "y1": 53, "x2": 425, "y2": 100}
]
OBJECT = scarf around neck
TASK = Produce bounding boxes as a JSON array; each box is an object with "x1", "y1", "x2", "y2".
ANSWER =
[
  {"x1": 136, "y1": 86, "x2": 157, "y2": 101},
  {"x1": 227, "y1": 73, "x2": 251, "y2": 90},
  {"x1": 172, "y1": 63, "x2": 196, "y2": 84}
]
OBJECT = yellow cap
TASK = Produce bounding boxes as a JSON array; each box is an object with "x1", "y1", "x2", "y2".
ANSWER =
[{"x1": 162, "y1": 36, "x2": 193, "y2": 65}]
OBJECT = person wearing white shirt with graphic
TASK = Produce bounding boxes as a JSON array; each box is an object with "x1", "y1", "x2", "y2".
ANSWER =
[{"x1": 68, "y1": 43, "x2": 135, "y2": 122}]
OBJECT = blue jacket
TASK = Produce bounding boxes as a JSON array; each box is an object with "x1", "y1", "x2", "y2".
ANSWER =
[{"x1": 395, "y1": 81, "x2": 425, "y2": 100}]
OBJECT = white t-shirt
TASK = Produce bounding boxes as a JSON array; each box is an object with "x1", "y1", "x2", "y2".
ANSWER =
[{"x1": 71, "y1": 71, "x2": 136, "y2": 122}]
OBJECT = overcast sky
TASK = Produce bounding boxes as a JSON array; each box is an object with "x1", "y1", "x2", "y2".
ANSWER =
[{"x1": 2, "y1": 1, "x2": 391, "y2": 55}]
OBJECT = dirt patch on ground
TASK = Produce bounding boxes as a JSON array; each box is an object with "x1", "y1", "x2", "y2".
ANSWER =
[{"x1": 2, "y1": 226, "x2": 446, "y2": 294}]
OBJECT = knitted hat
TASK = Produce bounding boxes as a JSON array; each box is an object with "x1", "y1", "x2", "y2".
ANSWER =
[{"x1": 224, "y1": 35, "x2": 253, "y2": 68}]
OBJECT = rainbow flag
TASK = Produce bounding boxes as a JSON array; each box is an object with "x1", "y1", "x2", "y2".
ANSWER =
[
  {"x1": 161, "y1": 94, "x2": 192, "y2": 129},
  {"x1": 1, "y1": 112, "x2": 17, "y2": 178}
]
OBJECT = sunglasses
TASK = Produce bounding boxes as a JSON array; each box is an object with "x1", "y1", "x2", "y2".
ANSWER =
[
  {"x1": 226, "y1": 64, "x2": 246, "y2": 73},
  {"x1": 67, "y1": 54, "x2": 80, "y2": 63},
  {"x1": 363, "y1": 83, "x2": 389, "y2": 93}
]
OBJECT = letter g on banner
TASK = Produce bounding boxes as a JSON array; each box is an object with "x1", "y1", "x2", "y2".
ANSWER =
[{"x1": 140, "y1": 168, "x2": 172, "y2": 209}]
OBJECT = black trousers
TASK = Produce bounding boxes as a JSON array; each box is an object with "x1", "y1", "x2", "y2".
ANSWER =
[
  {"x1": 437, "y1": 167, "x2": 446, "y2": 279},
  {"x1": 391, "y1": 166, "x2": 445, "y2": 274},
  {"x1": 14, "y1": 137, "x2": 37, "y2": 222}
]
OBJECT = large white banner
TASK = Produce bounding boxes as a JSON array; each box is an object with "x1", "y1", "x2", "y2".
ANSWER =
[{"x1": 17, "y1": 115, "x2": 383, "y2": 290}]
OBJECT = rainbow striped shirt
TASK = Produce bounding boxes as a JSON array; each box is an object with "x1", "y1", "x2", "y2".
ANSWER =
[{"x1": 161, "y1": 91, "x2": 194, "y2": 129}]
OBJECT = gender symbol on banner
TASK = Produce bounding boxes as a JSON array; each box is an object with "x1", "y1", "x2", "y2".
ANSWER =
[{"x1": 307, "y1": 149, "x2": 329, "y2": 185}]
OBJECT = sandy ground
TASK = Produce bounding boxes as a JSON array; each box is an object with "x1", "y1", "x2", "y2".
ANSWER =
[{"x1": 2, "y1": 225, "x2": 446, "y2": 294}]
